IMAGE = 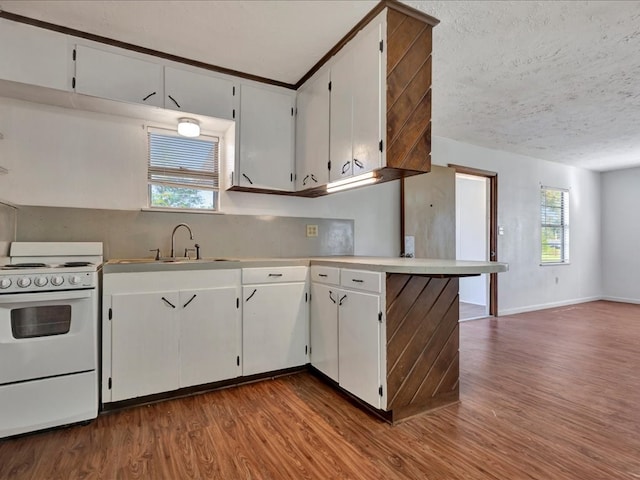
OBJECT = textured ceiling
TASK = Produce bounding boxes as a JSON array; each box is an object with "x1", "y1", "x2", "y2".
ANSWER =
[{"x1": 2, "y1": 0, "x2": 640, "y2": 171}]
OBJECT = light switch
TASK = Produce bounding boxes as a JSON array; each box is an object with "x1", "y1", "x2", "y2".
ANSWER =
[{"x1": 498, "y1": 226, "x2": 505, "y2": 235}]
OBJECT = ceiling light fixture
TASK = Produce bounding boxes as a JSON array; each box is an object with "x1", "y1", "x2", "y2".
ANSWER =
[
  {"x1": 326, "y1": 171, "x2": 379, "y2": 193},
  {"x1": 177, "y1": 118, "x2": 200, "y2": 138}
]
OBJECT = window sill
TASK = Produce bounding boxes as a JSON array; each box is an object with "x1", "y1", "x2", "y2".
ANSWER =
[
  {"x1": 540, "y1": 262, "x2": 571, "y2": 266},
  {"x1": 141, "y1": 208, "x2": 223, "y2": 215}
]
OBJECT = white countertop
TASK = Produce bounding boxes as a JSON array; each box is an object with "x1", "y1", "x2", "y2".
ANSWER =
[
  {"x1": 310, "y1": 256, "x2": 507, "y2": 275},
  {"x1": 103, "y1": 256, "x2": 507, "y2": 276}
]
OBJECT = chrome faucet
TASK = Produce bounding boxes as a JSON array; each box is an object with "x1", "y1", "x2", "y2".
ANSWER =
[{"x1": 170, "y1": 223, "x2": 194, "y2": 258}]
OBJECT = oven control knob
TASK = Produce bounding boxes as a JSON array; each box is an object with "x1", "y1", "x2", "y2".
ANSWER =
[
  {"x1": 34, "y1": 276, "x2": 49, "y2": 287},
  {"x1": 17, "y1": 277, "x2": 31, "y2": 288},
  {"x1": 51, "y1": 276, "x2": 64, "y2": 286},
  {"x1": 69, "y1": 275, "x2": 82, "y2": 285},
  {"x1": 0, "y1": 278, "x2": 11, "y2": 289}
]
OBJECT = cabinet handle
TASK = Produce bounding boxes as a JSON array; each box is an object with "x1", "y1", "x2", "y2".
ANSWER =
[
  {"x1": 329, "y1": 291, "x2": 336, "y2": 304},
  {"x1": 339, "y1": 294, "x2": 347, "y2": 306},
  {"x1": 341, "y1": 162, "x2": 351, "y2": 174},
  {"x1": 318, "y1": 273, "x2": 328, "y2": 278},
  {"x1": 242, "y1": 173, "x2": 254, "y2": 185},
  {"x1": 167, "y1": 95, "x2": 181, "y2": 108},
  {"x1": 142, "y1": 92, "x2": 157, "y2": 102},
  {"x1": 310, "y1": 174, "x2": 318, "y2": 183},
  {"x1": 246, "y1": 289, "x2": 257, "y2": 302},
  {"x1": 183, "y1": 294, "x2": 197, "y2": 308},
  {"x1": 351, "y1": 279, "x2": 364, "y2": 283},
  {"x1": 354, "y1": 159, "x2": 364, "y2": 169},
  {"x1": 302, "y1": 175, "x2": 309, "y2": 186},
  {"x1": 161, "y1": 297, "x2": 176, "y2": 309},
  {"x1": 268, "y1": 273, "x2": 283, "y2": 277}
]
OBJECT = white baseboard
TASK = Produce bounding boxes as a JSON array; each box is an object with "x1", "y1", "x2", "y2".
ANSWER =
[
  {"x1": 498, "y1": 296, "x2": 603, "y2": 316},
  {"x1": 600, "y1": 296, "x2": 640, "y2": 305}
]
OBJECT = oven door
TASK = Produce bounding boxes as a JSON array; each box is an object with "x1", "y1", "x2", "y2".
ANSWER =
[{"x1": 0, "y1": 289, "x2": 97, "y2": 385}]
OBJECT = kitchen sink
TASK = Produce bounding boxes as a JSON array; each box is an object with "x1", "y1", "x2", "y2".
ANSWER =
[{"x1": 107, "y1": 258, "x2": 238, "y2": 265}]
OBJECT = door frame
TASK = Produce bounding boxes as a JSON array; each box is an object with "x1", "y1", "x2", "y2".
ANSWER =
[{"x1": 448, "y1": 164, "x2": 499, "y2": 316}]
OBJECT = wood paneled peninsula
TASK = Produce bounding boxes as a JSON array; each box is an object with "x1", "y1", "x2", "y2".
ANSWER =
[{"x1": 102, "y1": 256, "x2": 507, "y2": 423}]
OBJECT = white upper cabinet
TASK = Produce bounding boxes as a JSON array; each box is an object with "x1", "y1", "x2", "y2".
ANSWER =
[
  {"x1": 74, "y1": 45, "x2": 164, "y2": 107},
  {"x1": 327, "y1": 16, "x2": 384, "y2": 184},
  {"x1": 295, "y1": 65, "x2": 330, "y2": 190},
  {"x1": 237, "y1": 84, "x2": 295, "y2": 191},
  {"x1": 351, "y1": 23, "x2": 383, "y2": 177},
  {"x1": 0, "y1": 19, "x2": 68, "y2": 90},
  {"x1": 164, "y1": 66, "x2": 236, "y2": 120},
  {"x1": 328, "y1": 48, "x2": 354, "y2": 183}
]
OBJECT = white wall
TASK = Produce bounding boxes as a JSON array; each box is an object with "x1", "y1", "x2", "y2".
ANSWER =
[
  {"x1": 0, "y1": 97, "x2": 605, "y2": 314},
  {"x1": 601, "y1": 167, "x2": 640, "y2": 303},
  {"x1": 456, "y1": 174, "x2": 488, "y2": 306},
  {"x1": 433, "y1": 136, "x2": 602, "y2": 315},
  {"x1": 0, "y1": 97, "x2": 400, "y2": 256}
]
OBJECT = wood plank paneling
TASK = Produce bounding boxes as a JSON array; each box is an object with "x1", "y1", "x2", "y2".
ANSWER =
[
  {"x1": 386, "y1": 8, "x2": 433, "y2": 174},
  {"x1": 3, "y1": 301, "x2": 639, "y2": 479},
  {"x1": 387, "y1": 16, "x2": 428, "y2": 75},
  {"x1": 386, "y1": 275, "x2": 460, "y2": 419},
  {"x1": 387, "y1": 57, "x2": 432, "y2": 141},
  {"x1": 386, "y1": 92, "x2": 432, "y2": 170}
]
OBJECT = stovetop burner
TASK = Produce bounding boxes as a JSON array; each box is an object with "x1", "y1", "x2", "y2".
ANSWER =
[
  {"x1": 62, "y1": 261, "x2": 93, "y2": 268},
  {"x1": 2, "y1": 263, "x2": 49, "y2": 269}
]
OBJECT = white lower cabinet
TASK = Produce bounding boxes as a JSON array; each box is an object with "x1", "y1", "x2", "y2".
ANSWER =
[
  {"x1": 178, "y1": 287, "x2": 241, "y2": 388},
  {"x1": 242, "y1": 267, "x2": 308, "y2": 376},
  {"x1": 337, "y1": 289, "x2": 382, "y2": 409},
  {"x1": 310, "y1": 267, "x2": 385, "y2": 409},
  {"x1": 111, "y1": 291, "x2": 180, "y2": 402},
  {"x1": 310, "y1": 283, "x2": 339, "y2": 381},
  {"x1": 103, "y1": 269, "x2": 241, "y2": 403}
]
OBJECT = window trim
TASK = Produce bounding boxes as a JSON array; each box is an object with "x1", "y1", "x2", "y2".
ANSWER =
[
  {"x1": 540, "y1": 185, "x2": 570, "y2": 266},
  {"x1": 147, "y1": 126, "x2": 220, "y2": 212}
]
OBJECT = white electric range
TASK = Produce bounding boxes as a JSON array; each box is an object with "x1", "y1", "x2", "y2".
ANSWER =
[{"x1": 0, "y1": 242, "x2": 102, "y2": 438}]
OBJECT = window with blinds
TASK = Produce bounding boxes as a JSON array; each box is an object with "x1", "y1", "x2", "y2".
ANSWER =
[
  {"x1": 540, "y1": 186, "x2": 569, "y2": 264},
  {"x1": 148, "y1": 128, "x2": 219, "y2": 211}
]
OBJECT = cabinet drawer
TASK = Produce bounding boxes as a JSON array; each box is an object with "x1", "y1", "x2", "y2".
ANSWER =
[
  {"x1": 310, "y1": 266, "x2": 340, "y2": 285},
  {"x1": 340, "y1": 269, "x2": 382, "y2": 293},
  {"x1": 242, "y1": 266, "x2": 307, "y2": 284}
]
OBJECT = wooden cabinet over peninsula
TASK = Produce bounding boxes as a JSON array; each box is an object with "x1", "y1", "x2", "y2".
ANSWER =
[{"x1": 310, "y1": 257, "x2": 508, "y2": 423}]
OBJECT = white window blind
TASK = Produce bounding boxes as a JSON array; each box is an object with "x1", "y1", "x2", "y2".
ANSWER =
[
  {"x1": 540, "y1": 186, "x2": 569, "y2": 264},
  {"x1": 147, "y1": 129, "x2": 219, "y2": 210}
]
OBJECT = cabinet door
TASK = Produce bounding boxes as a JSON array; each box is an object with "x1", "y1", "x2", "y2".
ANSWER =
[
  {"x1": 351, "y1": 24, "x2": 383, "y2": 176},
  {"x1": 179, "y1": 287, "x2": 241, "y2": 388},
  {"x1": 111, "y1": 291, "x2": 179, "y2": 401},
  {"x1": 338, "y1": 289, "x2": 381, "y2": 408},
  {"x1": 296, "y1": 67, "x2": 330, "y2": 190},
  {"x1": 238, "y1": 84, "x2": 295, "y2": 191},
  {"x1": 165, "y1": 66, "x2": 236, "y2": 120},
  {"x1": 0, "y1": 19, "x2": 68, "y2": 90},
  {"x1": 242, "y1": 283, "x2": 307, "y2": 376},
  {"x1": 310, "y1": 283, "x2": 339, "y2": 381},
  {"x1": 328, "y1": 49, "x2": 354, "y2": 183},
  {"x1": 74, "y1": 45, "x2": 164, "y2": 107}
]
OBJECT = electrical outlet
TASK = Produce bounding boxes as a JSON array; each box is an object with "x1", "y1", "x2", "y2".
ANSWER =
[{"x1": 306, "y1": 224, "x2": 318, "y2": 237}]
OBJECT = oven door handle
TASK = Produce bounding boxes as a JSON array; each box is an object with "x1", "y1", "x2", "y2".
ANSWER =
[{"x1": 0, "y1": 289, "x2": 93, "y2": 304}]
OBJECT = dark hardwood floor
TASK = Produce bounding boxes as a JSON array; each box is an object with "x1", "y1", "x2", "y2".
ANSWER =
[{"x1": 2, "y1": 300, "x2": 639, "y2": 479}]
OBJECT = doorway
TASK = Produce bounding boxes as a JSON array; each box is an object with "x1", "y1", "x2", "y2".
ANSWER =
[{"x1": 449, "y1": 164, "x2": 498, "y2": 318}]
